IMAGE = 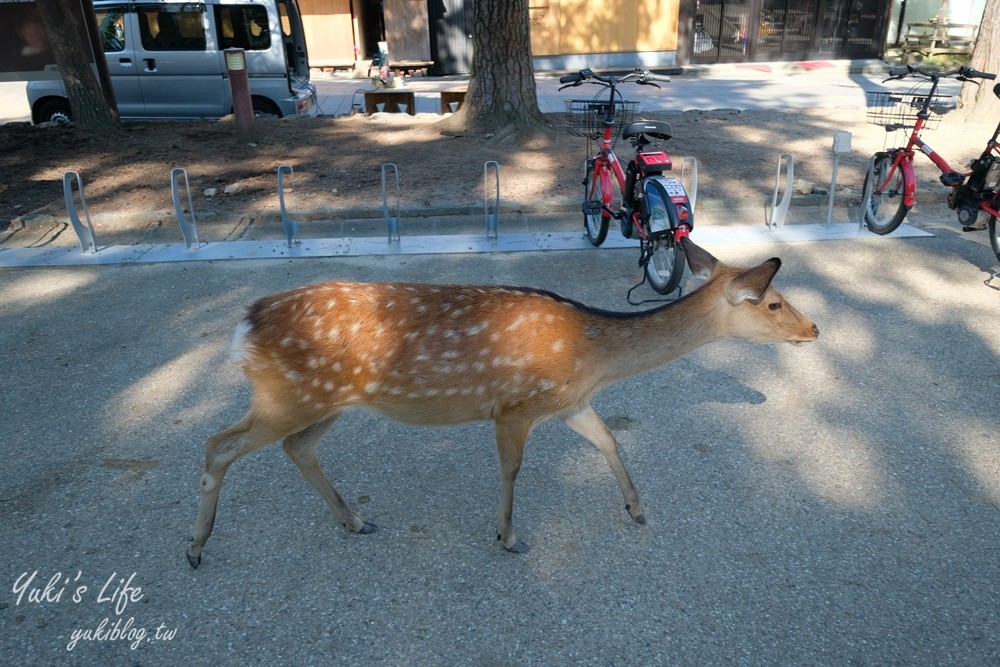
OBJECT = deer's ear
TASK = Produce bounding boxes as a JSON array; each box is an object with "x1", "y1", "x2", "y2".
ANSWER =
[
  {"x1": 725, "y1": 258, "x2": 782, "y2": 305},
  {"x1": 681, "y1": 237, "x2": 718, "y2": 280}
]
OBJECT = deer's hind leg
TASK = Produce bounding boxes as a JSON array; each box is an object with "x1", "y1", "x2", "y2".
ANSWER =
[
  {"x1": 280, "y1": 413, "x2": 376, "y2": 536},
  {"x1": 187, "y1": 412, "x2": 300, "y2": 568},
  {"x1": 563, "y1": 405, "x2": 645, "y2": 525}
]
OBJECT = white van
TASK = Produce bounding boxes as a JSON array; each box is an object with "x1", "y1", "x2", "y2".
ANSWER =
[{"x1": 27, "y1": 0, "x2": 317, "y2": 123}]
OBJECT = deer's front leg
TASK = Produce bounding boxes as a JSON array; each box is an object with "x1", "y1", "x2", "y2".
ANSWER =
[
  {"x1": 563, "y1": 405, "x2": 645, "y2": 525},
  {"x1": 494, "y1": 416, "x2": 536, "y2": 554}
]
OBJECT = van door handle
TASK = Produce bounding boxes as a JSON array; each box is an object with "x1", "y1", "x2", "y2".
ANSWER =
[
  {"x1": 143, "y1": 58, "x2": 157, "y2": 72},
  {"x1": 118, "y1": 58, "x2": 133, "y2": 69}
]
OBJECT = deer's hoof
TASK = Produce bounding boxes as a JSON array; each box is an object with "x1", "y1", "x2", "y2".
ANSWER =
[
  {"x1": 357, "y1": 521, "x2": 377, "y2": 535},
  {"x1": 631, "y1": 512, "x2": 647, "y2": 526},
  {"x1": 186, "y1": 548, "x2": 201, "y2": 569}
]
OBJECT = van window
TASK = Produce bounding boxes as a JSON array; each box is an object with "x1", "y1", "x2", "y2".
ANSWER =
[
  {"x1": 97, "y1": 7, "x2": 127, "y2": 52},
  {"x1": 215, "y1": 5, "x2": 272, "y2": 51},
  {"x1": 138, "y1": 5, "x2": 208, "y2": 51}
]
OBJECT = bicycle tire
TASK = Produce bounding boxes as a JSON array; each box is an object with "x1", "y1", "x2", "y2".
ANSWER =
[
  {"x1": 989, "y1": 214, "x2": 1000, "y2": 262},
  {"x1": 644, "y1": 235, "x2": 686, "y2": 294},
  {"x1": 583, "y1": 162, "x2": 610, "y2": 246},
  {"x1": 862, "y1": 152, "x2": 911, "y2": 235}
]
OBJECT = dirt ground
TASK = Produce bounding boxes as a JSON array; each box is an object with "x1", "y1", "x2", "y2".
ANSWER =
[{"x1": 0, "y1": 107, "x2": 993, "y2": 246}]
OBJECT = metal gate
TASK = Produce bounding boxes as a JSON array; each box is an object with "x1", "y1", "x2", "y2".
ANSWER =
[{"x1": 690, "y1": 0, "x2": 888, "y2": 64}]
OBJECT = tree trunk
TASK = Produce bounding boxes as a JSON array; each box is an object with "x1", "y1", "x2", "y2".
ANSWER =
[
  {"x1": 437, "y1": 0, "x2": 549, "y2": 139},
  {"x1": 34, "y1": 0, "x2": 118, "y2": 131},
  {"x1": 958, "y1": 0, "x2": 999, "y2": 112}
]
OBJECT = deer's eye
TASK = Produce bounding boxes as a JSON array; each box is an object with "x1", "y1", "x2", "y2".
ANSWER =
[{"x1": 768, "y1": 302, "x2": 782, "y2": 311}]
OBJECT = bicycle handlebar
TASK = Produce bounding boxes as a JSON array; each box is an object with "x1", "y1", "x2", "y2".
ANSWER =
[
  {"x1": 557, "y1": 67, "x2": 669, "y2": 90},
  {"x1": 885, "y1": 63, "x2": 997, "y2": 82}
]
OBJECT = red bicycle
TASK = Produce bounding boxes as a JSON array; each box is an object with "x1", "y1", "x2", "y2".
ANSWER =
[
  {"x1": 861, "y1": 64, "x2": 1000, "y2": 261},
  {"x1": 560, "y1": 68, "x2": 693, "y2": 295}
]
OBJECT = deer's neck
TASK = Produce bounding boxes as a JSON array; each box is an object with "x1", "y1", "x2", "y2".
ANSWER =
[{"x1": 591, "y1": 287, "x2": 724, "y2": 386}]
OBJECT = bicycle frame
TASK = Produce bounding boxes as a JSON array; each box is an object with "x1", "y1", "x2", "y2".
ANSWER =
[
  {"x1": 587, "y1": 89, "x2": 689, "y2": 244},
  {"x1": 564, "y1": 67, "x2": 694, "y2": 296},
  {"x1": 874, "y1": 69, "x2": 1000, "y2": 215}
]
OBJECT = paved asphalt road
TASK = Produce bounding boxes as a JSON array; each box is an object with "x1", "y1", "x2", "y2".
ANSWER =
[
  {"x1": 1, "y1": 61, "x2": 999, "y2": 666},
  {"x1": 2, "y1": 205, "x2": 999, "y2": 665}
]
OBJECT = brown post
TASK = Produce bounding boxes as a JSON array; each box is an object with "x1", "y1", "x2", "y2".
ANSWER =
[{"x1": 224, "y1": 48, "x2": 255, "y2": 141}]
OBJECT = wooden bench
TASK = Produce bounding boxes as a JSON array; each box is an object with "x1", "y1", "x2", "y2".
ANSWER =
[
  {"x1": 440, "y1": 87, "x2": 467, "y2": 114},
  {"x1": 364, "y1": 90, "x2": 416, "y2": 115},
  {"x1": 901, "y1": 22, "x2": 979, "y2": 58}
]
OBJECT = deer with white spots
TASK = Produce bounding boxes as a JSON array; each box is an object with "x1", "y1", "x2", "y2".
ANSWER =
[{"x1": 187, "y1": 239, "x2": 818, "y2": 567}]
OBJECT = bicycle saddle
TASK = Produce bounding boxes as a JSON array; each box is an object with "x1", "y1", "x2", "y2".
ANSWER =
[{"x1": 622, "y1": 120, "x2": 672, "y2": 141}]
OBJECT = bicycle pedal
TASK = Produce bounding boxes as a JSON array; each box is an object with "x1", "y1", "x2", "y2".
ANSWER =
[{"x1": 582, "y1": 201, "x2": 602, "y2": 215}]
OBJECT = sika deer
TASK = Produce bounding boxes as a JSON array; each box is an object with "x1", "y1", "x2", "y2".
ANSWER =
[{"x1": 186, "y1": 239, "x2": 818, "y2": 567}]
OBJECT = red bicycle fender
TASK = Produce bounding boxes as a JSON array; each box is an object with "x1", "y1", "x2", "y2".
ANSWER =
[{"x1": 901, "y1": 159, "x2": 916, "y2": 208}]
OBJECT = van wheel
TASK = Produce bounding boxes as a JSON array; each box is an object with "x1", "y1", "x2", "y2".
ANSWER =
[
  {"x1": 252, "y1": 99, "x2": 281, "y2": 119},
  {"x1": 37, "y1": 100, "x2": 73, "y2": 125}
]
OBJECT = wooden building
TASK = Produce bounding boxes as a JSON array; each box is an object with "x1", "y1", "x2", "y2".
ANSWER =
[{"x1": 300, "y1": 0, "x2": 893, "y2": 75}]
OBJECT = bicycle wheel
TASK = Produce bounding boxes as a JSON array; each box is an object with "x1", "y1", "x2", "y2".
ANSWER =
[
  {"x1": 583, "y1": 162, "x2": 610, "y2": 246},
  {"x1": 988, "y1": 214, "x2": 1000, "y2": 262},
  {"x1": 644, "y1": 235, "x2": 686, "y2": 295},
  {"x1": 862, "y1": 152, "x2": 911, "y2": 235}
]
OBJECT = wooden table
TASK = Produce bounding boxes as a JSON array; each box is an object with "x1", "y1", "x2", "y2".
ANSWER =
[
  {"x1": 440, "y1": 87, "x2": 467, "y2": 114},
  {"x1": 364, "y1": 90, "x2": 416, "y2": 115}
]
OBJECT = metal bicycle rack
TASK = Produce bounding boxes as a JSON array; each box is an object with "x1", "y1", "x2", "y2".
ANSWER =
[
  {"x1": 827, "y1": 131, "x2": 852, "y2": 227},
  {"x1": 381, "y1": 163, "x2": 401, "y2": 244},
  {"x1": 679, "y1": 156, "x2": 698, "y2": 211},
  {"x1": 277, "y1": 165, "x2": 301, "y2": 247},
  {"x1": 858, "y1": 154, "x2": 877, "y2": 231},
  {"x1": 484, "y1": 160, "x2": 500, "y2": 239},
  {"x1": 0, "y1": 155, "x2": 939, "y2": 270},
  {"x1": 767, "y1": 153, "x2": 794, "y2": 231},
  {"x1": 62, "y1": 171, "x2": 98, "y2": 254},
  {"x1": 170, "y1": 168, "x2": 200, "y2": 250}
]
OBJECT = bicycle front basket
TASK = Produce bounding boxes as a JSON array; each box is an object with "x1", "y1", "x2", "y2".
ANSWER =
[
  {"x1": 864, "y1": 91, "x2": 955, "y2": 130},
  {"x1": 565, "y1": 99, "x2": 639, "y2": 139}
]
